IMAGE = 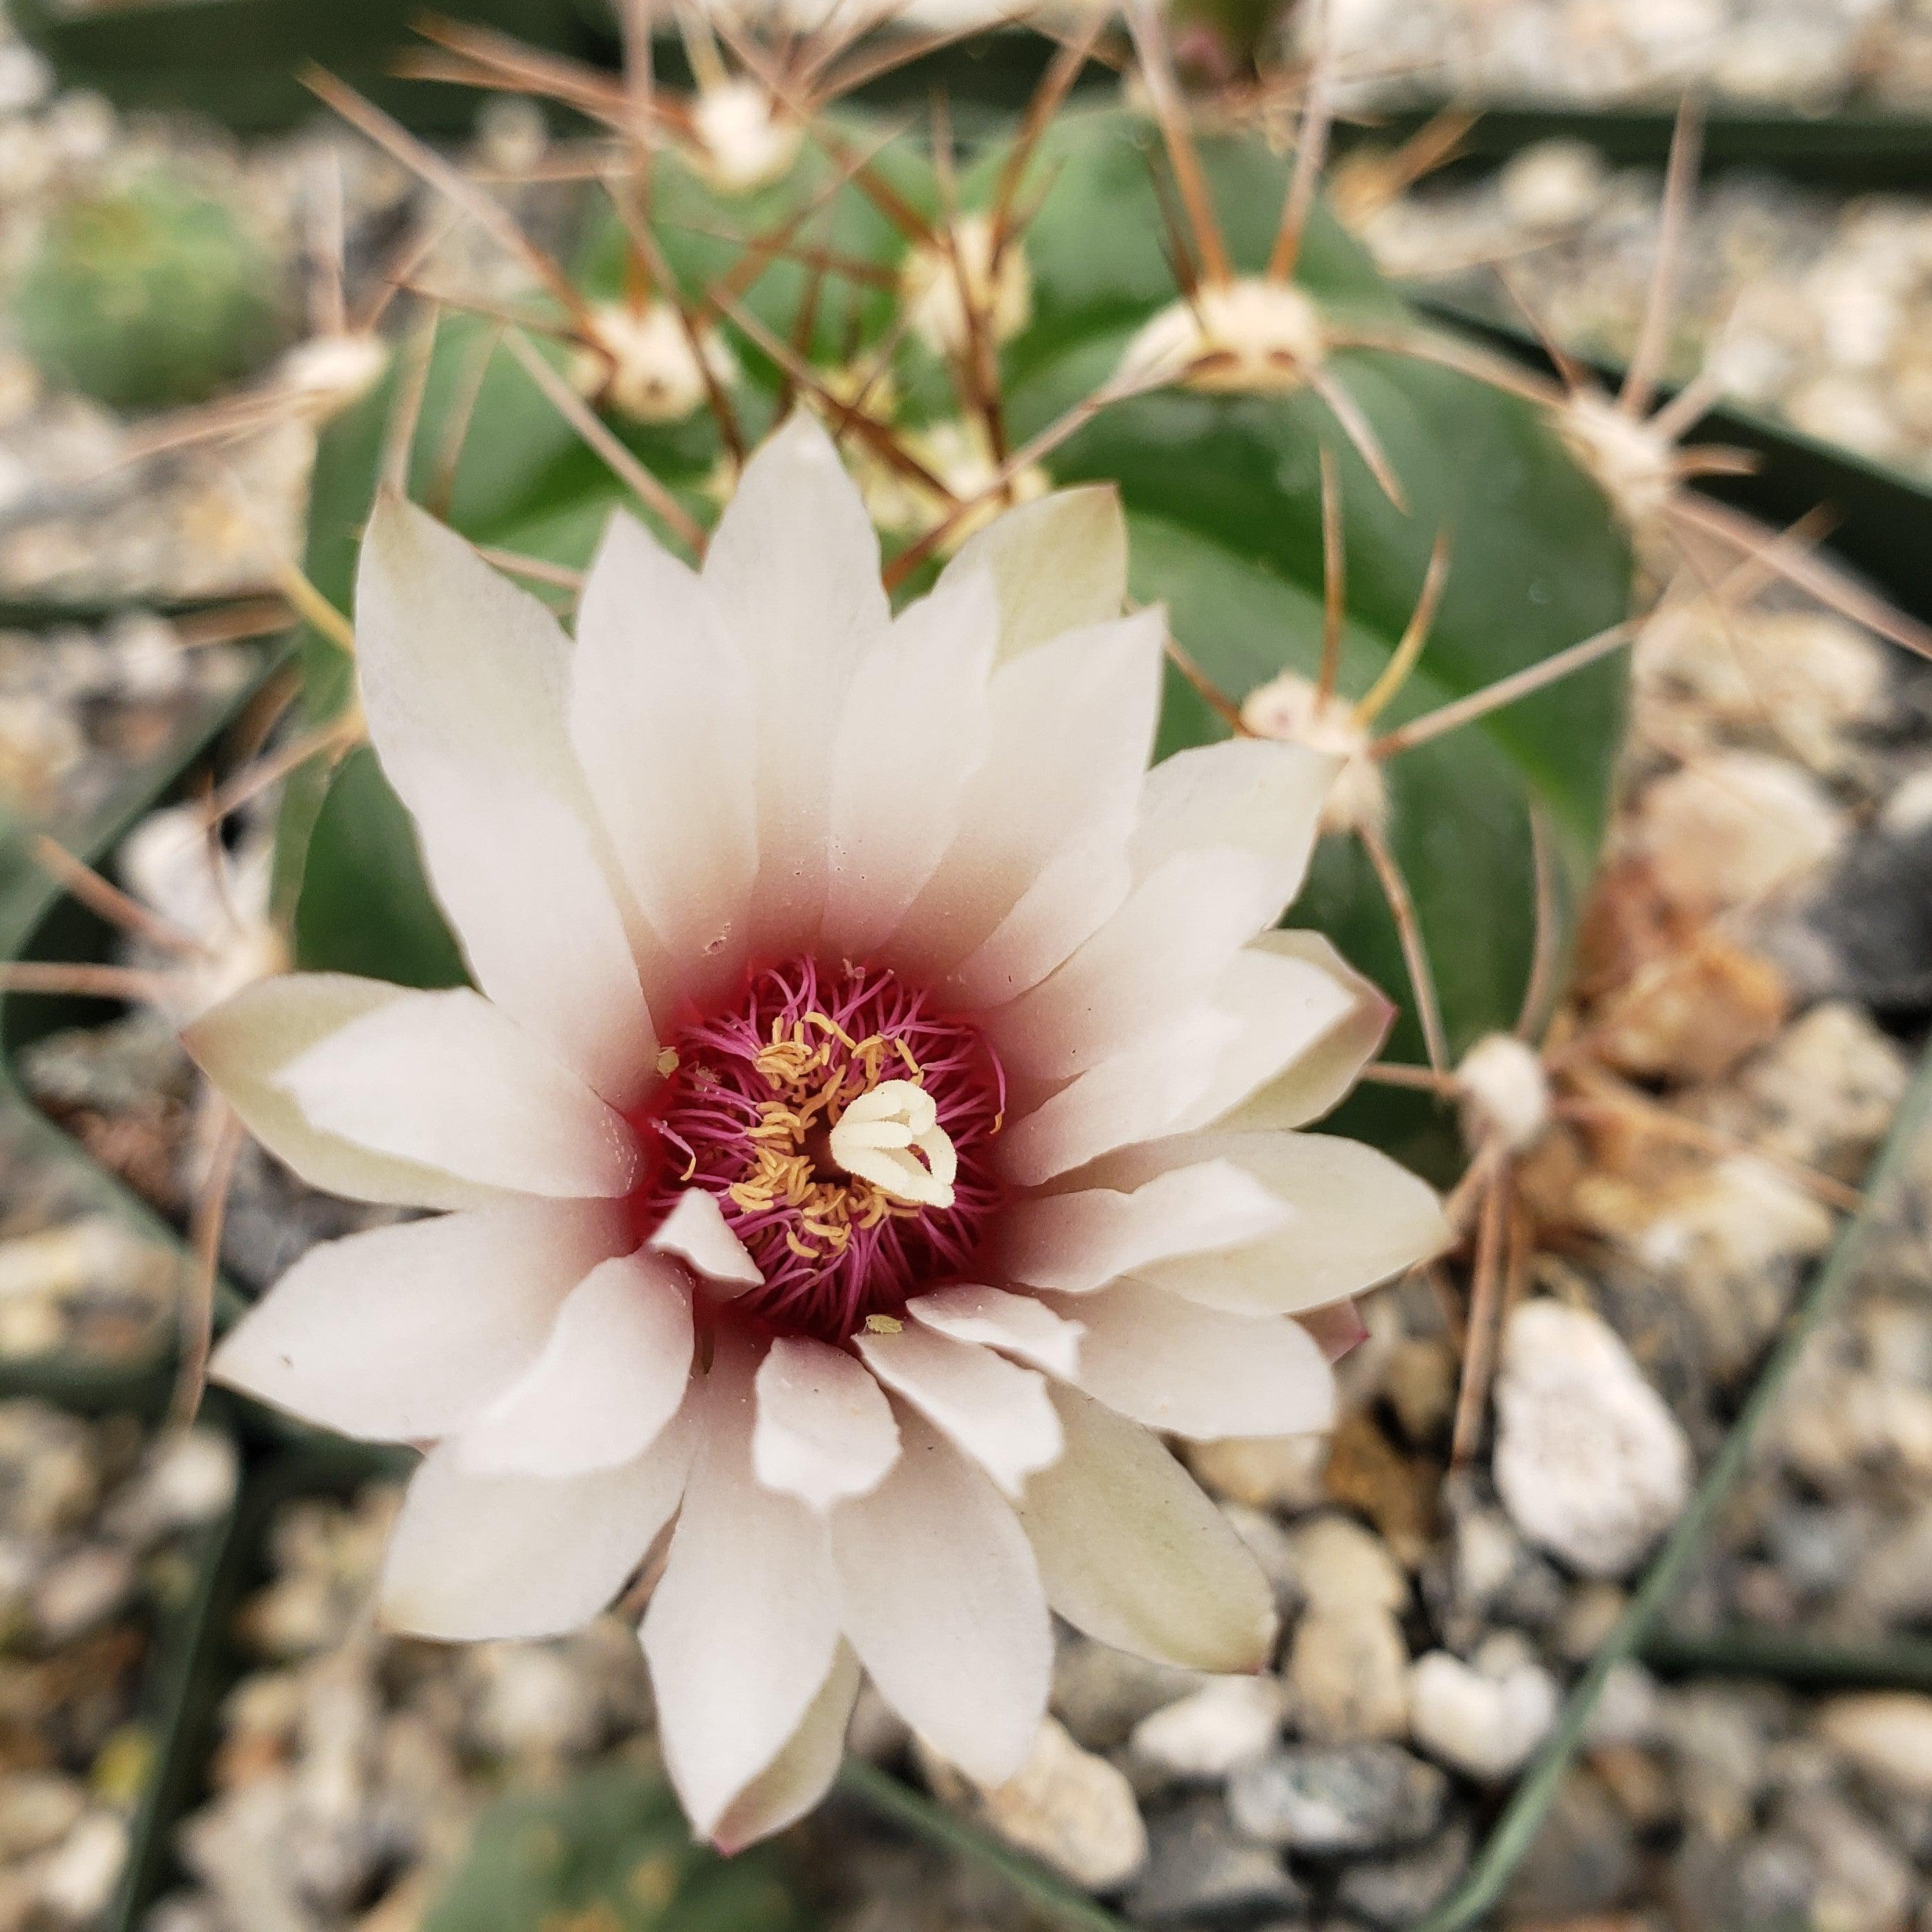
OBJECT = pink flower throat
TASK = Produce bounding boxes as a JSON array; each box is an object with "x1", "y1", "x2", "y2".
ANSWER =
[{"x1": 628, "y1": 957, "x2": 1006, "y2": 1342}]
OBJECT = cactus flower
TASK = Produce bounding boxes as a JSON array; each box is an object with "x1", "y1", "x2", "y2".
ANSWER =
[{"x1": 189, "y1": 414, "x2": 1446, "y2": 1849}]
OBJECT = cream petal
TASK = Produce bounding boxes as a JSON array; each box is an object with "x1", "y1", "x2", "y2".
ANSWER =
[
  {"x1": 907, "y1": 1284, "x2": 1083, "y2": 1378},
  {"x1": 649, "y1": 1189, "x2": 762, "y2": 1289},
  {"x1": 998, "y1": 1009, "x2": 1238, "y2": 1187},
  {"x1": 455, "y1": 1253, "x2": 693, "y2": 1477},
  {"x1": 1017, "y1": 1384, "x2": 1275, "y2": 1673},
  {"x1": 642, "y1": 1345, "x2": 843, "y2": 1839},
  {"x1": 855, "y1": 1323, "x2": 1061, "y2": 1497},
  {"x1": 829, "y1": 1408, "x2": 1051, "y2": 1785},
  {"x1": 822, "y1": 567, "x2": 997, "y2": 956},
  {"x1": 1039, "y1": 1280, "x2": 1336, "y2": 1439},
  {"x1": 1130, "y1": 738, "x2": 1336, "y2": 929},
  {"x1": 571, "y1": 510, "x2": 760, "y2": 1004},
  {"x1": 935, "y1": 484, "x2": 1127, "y2": 663},
  {"x1": 209, "y1": 1199, "x2": 623, "y2": 1441},
  {"x1": 185, "y1": 975, "x2": 506, "y2": 1209},
  {"x1": 990, "y1": 847, "x2": 1280, "y2": 1079},
  {"x1": 753, "y1": 1337, "x2": 901, "y2": 1511},
  {"x1": 703, "y1": 413, "x2": 892, "y2": 958},
  {"x1": 378, "y1": 1410, "x2": 693, "y2": 1641},
  {"x1": 941, "y1": 821, "x2": 1133, "y2": 1009},
  {"x1": 1126, "y1": 1130, "x2": 1449, "y2": 1315},
  {"x1": 712, "y1": 1644, "x2": 861, "y2": 1855},
  {"x1": 275, "y1": 986, "x2": 638, "y2": 1199},
  {"x1": 1000, "y1": 1159, "x2": 1289, "y2": 1295},
  {"x1": 1171, "y1": 932, "x2": 1384, "y2": 1134},
  {"x1": 894, "y1": 607, "x2": 1164, "y2": 975},
  {"x1": 356, "y1": 495, "x2": 655, "y2": 1101},
  {"x1": 1208, "y1": 932, "x2": 1395, "y2": 1131},
  {"x1": 1300, "y1": 1297, "x2": 1370, "y2": 1363}
]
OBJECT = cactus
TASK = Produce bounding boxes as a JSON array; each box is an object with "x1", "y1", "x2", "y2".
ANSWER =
[
  {"x1": 12, "y1": 170, "x2": 286, "y2": 412},
  {"x1": 421, "y1": 1765, "x2": 813, "y2": 1932},
  {"x1": 276, "y1": 43, "x2": 1632, "y2": 1177}
]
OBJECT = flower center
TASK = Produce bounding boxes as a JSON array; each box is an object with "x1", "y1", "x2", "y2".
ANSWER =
[{"x1": 629, "y1": 958, "x2": 1005, "y2": 1341}]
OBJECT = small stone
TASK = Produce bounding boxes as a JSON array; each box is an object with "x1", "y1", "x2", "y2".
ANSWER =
[
  {"x1": 1130, "y1": 1675, "x2": 1284, "y2": 1782},
  {"x1": 1127, "y1": 1798, "x2": 1306, "y2": 1924},
  {"x1": 1186, "y1": 1433, "x2": 1330, "y2": 1513},
  {"x1": 1053, "y1": 1634, "x2": 1204, "y2": 1751},
  {"x1": 104, "y1": 1429, "x2": 238, "y2": 1544},
  {"x1": 1493, "y1": 1299, "x2": 1692, "y2": 1579},
  {"x1": 33, "y1": 1545, "x2": 136, "y2": 1644},
  {"x1": 1384, "y1": 1337, "x2": 1456, "y2": 1448},
  {"x1": 1638, "y1": 751, "x2": 1848, "y2": 914},
  {"x1": 1284, "y1": 1608, "x2": 1410, "y2": 1745},
  {"x1": 1408, "y1": 1644, "x2": 1560, "y2": 1782},
  {"x1": 928, "y1": 1718, "x2": 1148, "y2": 1892},
  {"x1": 1333, "y1": 1823, "x2": 1473, "y2": 1928},
  {"x1": 1229, "y1": 1744, "x2": 1448, "y2": 1855},
  {"x1": 37, "y1": 1811, "x2": 127, "y2": 1921},
  {"x1": 1289, "y1": 1511, "x2": 1410, "y2": 1617},
  {"x1": 1730, "y1": 1000, "x2": 1909, "y2": 1175},
  {"x1": 1501, "y1": 1768, "x2": 1641, "y2": 1921},
  {"x1": 0, "y1": 1772, "x2": 85, "y2": 1860},
  {"x1": 1818, "y1": 1693, "x2": 1932, "y2": 1798}
]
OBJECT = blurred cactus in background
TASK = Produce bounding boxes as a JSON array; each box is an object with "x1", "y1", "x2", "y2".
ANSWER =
[
  {"x1": 12, "y1": 169, "x2": 287, "y2": 411},
  {"x1": 421, "y1": 1765, "x2": 814, "y2": 1932}
]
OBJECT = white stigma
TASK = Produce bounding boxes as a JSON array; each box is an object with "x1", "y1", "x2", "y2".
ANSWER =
[{"x1": 829, "y1": 1078, "x2": 958, "y2": 1209}]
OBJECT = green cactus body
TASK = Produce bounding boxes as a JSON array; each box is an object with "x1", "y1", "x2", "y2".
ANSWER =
[
  {"x1": 421, "y1": 1765, "x2": 813, "y2": 1931},
  {"x1": 12, "y1": 172, "x2": 286, "y2": 412},
  {"x1": 282, "y1": 109, "x2": 1630, "y2": 1173}
]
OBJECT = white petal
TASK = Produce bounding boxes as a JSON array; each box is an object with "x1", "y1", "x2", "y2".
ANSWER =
[
  {"x1": 276, "y1": 986, "x2": 638, "y2": 1198},
  {"x1": 935, "y1": 484, "x2": 1127, "y2": 663},
  {"x1": 1040, "y1": 1280, "x2": 1336, "y2": 1439},
  {"x1": 642, "y1": 1343, "x2": 842, "y2": 1839},
  {"x1": 712, "y1": 1644, "x2": 861, "y2": 1855},
  {"x1": 1000, "y1": 1159, "x2": 1289, "y2": 1295},
  {"x1": 1172, "y1": 931, "x2": 1385, "y2": 1134},
  {"x1": 856, "y1": 1323, "x2": 1061, "y2": 1496},
  {"x1": 1211, "y1": 932, "x2": 1395, "y2": 1131},
  {"x1": 990, "y1": 847, "x2": 1279, "y2": 1078},
  {"x1": 1018, "y1": 1384, "x2": 1275, "y2": 1673},
  {"x1": 356, "y1": 495, "x2": 655, "y2": 1101},
  {"x1": 830, "y1": 1408, "x2": 1051, "y2": 1785},
  {"x1": 894, "y1": 607, "x2": 1164, "y2": 975},
  {"x1": 1130, "y1": 738, "x2": 1336, "y2": 928},
  {"x1": 705, "y1": 410, "x2": 888, "y2": 681},
  {"x1": 753, "y1": 1337, "x2": 901, "y2": 1511},
  {"x1": 456, "y1": 1253, "x2": 692, "y2": 1477},
  {"x1": 822, "y1": 565, "x2": 997, "y2": 955},
  {"x1": 908, "y1": 1284, "x2": 1083, "y2": 1378},
  {"x1": 571, "y1": 510, "x2": 760, "y2": 1004},
  {"x1": 998, "y1": 1009, "x2": 1238, "y2": 1187},
  {"x1": 185, "y1": 975, "x2": 504, "y2": 1209},
  {"x1": 650, "y1": 1189, "x2": 762, "y2": 1289},
  {"x1": 379, "y1": 1410, "x2": 692, "y2": 1641},
  {"x1": 942, "y1": 820, "x2": 1134, "y2": 1009},
  {"x1": 209, "y1": 1199, "x2": 622, "y2": 1442},
  {"x1": 1125, "y1": 1131, "x2": 1449, "y2": 1314},
  {"x1": 704, "y1": 413, "x2": 892, "y2": 959}
]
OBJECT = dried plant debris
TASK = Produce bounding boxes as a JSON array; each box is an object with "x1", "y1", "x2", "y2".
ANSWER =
[{"x1": 0, "y1": 1403, "x2": 237, "y2": 1931}]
